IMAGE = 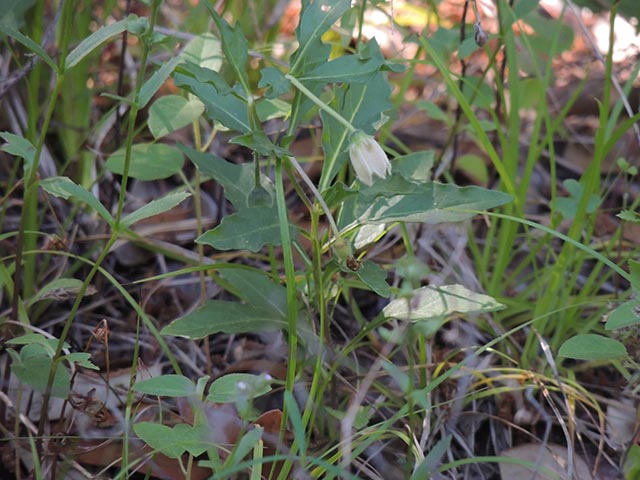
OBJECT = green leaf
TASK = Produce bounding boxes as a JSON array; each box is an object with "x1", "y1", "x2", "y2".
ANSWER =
[
  {"x1": 556, "y1": 179, "x2": 601, "y2": 220},
  {"x1": 623, "y1": 444, "x2": 640, "y2": 479},
  {"x1": 6, "y1": 333, "x2": 65, "y2": 356},
  {"x1": 393, "y1": 151, "x2": 434, "y2": 183},
  {"x1": 40, "y1": 176, "x2": 113, "y2": 226},
  {"x1": 290, "y1": 0, "x2": 351, "y2": 75},
  {"x1": 220, "y1": 268, "x2": 287, "y2": 316},
  {"x1": 180, "y1": 33, "x2": 222, "y2": 71},
  {"x1": 320, "y1": 73, "x2": 393, "y2": 188},
  {"x1": 230, "y1": 131, "x2": 288, "y2": 156},
  {"x1": 65, "y1": 17, "x2": 131, "y2": 70},
  {"x1": 133, "y1": 374, "x2": 197, "y2": 397},
  {"x1": 8, "y1": 351, "x2": 70, "y2": 398},
  {"x1": 618, "y1": 210, "x2": 640, "y2": 223},
  {"x1": 259, "y1": 67, "x2": 291, "y2": 98},
  {"x1": 206, "y1": 373, "x2": 272, "y2": 403},
  {"x1": 255, "y1": 98, "x2": 291, "y2": 122},
  {"x1": 226, "y1": 428, "x2": 264, "y2": 466},
  {"x1": 605, "y1": 300, "x2": 640, "y2": 330},
  {"x1": 180, "y1": 145, "x2": 253, "y2": 209},
  {"x1": 27, "y1": 278, "x2": 85, "y2": 307},
  {"x1": 148, "y1": 95, "x2": 204, "y2": 138},
  {"x1": 63, "y1": 352, "x2": 99, "y2": 370},
  {"x1": 558, "y1": 334, "x2": 627, "y2": 360},
  {"x1": 354, "y1": 181, "x2": 512, "y2": 225},
  {"x1": 355, "y1": 261, "x2": 390, "y2": 297},
  {"x1": 410, "y1": 435, "x2": 452, "y2": 480},
  {"x1": 197, "y1": 205, "x2": 293, "y2": 252},
  {"x1": 299, "y1": 40, "x2": 385, "y2": 83},
  {"x1": 106, "y1": 143, "x2": 184, "y2": 181},
  {"x1": 205, "y1": 5, "x2": 250, "y2": 93},
  {"x1": 0, "y1": 25, "x2": 58, "y2": 72},
  {"x1": 173, "y1": 69, "x2": 250, "y2": 132},
  {"x1": 0, "y1": 0, "x2": 36, "y2": 30},
  {"x1": 121, "y1": 190, "x2": 190, "y2": 228},
  {"x1": 0, "y1": 132, "x2": 35, "y2": 172},
  {"x1": 458, "y1": 37, "x2": 478, "y2": 59},
  {"x1": 134, "y1": 422, "x2": 209, "y2": 459},
  {"x1": 161, "y1": 300, "x2": 287, "y2": 339},
  {"x1": 630, "y1": 260, "x2": 640, "y2": 291},
  {"x1": 383, "y1": 284, "x2": 504, "y2": 321},
  {"x1": 138, "y1": 55, "x2": 183, "y2": 109}
]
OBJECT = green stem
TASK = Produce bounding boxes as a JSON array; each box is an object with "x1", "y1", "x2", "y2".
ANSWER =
[
  {"x1": 274, "y1": 156, "x2": 299, "y2": 477},
  {"x1": 285, "y1": 74, "x2": 356, "y2": 134}
]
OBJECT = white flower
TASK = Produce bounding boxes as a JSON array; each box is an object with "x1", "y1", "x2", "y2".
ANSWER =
[{"x1": 348, "y1": 131, "x2": 391, "y2": 186}]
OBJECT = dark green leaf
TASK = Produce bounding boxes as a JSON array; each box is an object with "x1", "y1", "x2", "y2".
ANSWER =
[
  {"x1": 355, "y1": 261, "x2": 390, "y2": 297},
  {"x1": 291, "y1": 0, "x2": 351, "y2": 75},
  {"x1": 204, "y1": 4, "x2": 250, "y2": 91},
  {"x1": 179, "y1": 145, "x2": 253, "y2": 209},
  {"x1": 173, "y1": 71, "x2": 250, "y2": 132},
  {"x1": 354, "y1": 181, "x2": 512, "y2": 225},
  {"x1": 259, "y1": 67, "x2": 291, "y2": 98},
  {"x1": 197, "y1": 205, "x2": 293, "y2": 252},
  {"x1": 299, "y1": 42, "x2": 384, "y2": 83},
  {"x1": 161, "y1": 300, "x2": 287, "y2": 339},
  {"x1": 220, "y1": 268, "x2": 287, "y2": 316},
  {"x1": 230, "y1": 131, "x2": 287, "y2": 156}
]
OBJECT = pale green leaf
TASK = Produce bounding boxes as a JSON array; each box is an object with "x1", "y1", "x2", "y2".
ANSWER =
[
  {"x1": 206, "y1": 373, "x2": 272, "y2": 403},
  {"x1": 180, "y1": 33, "x2": 222, "y2": 71},
  {"x1": 148, "y1": 95, "x2": 204, "y2": 138},
  {"x1": 139, "y1": 55, "x2": 183, "y2": 108},
  {"x1": 121, "y1": 190, "x2": 190, "y2": 228},
  {"x1": 134, "y1": 422, "x2": 209, "y2": 459},
  {"x1": 133, "y1": 374, "x2": 196, "y2": 397},
  {"x1": 605, "y1": 300, "x2": 640, "y2": 330},
  {"x1": 65, "y1": 17, "x2": 130, "y2": 70},
  {"x1": 383, "y1": 284, "x2": 504, "y2": 321},
  {"x1": 106, "y1": 143, "x2": 184, "y2": 181},
  {"x1": 558, "y1": 334, "x2": 627, "y2": 360},
  {"x1": 40, "y1": 176, "x2": 113, "y2": 225},
  {"x1": 0, "y1": 132, "x2": 35, "y2": 172}
]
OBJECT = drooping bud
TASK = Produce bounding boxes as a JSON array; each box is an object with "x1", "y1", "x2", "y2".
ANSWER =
[{"x1": 347, "y1": 130, "x2": 391, "y2": 186}]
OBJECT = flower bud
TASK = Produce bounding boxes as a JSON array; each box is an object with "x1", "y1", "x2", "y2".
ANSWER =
[{"x1": 348, "y1": 131, "x2": 391, "y2": 186}]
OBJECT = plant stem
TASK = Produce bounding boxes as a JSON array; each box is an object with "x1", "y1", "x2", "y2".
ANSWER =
[{"x1": 285, "y1": 74, "x2": 356, "y2": 134}]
